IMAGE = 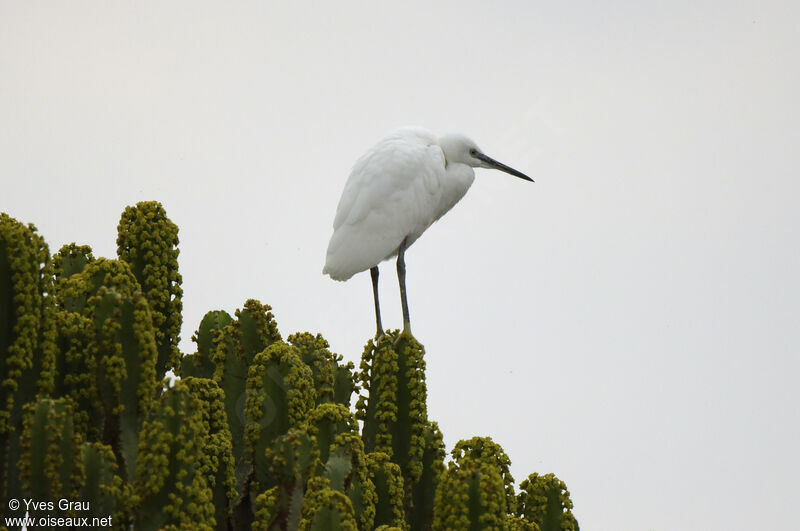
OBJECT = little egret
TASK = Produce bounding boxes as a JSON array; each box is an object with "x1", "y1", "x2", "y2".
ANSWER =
[{"x1": 323, "y1": 126, "x2": 532, "y2": 337}]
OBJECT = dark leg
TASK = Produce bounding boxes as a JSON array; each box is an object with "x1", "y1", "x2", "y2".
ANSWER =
[
  {"x1": 371, "y1": 266, "x2": 383, "y2": 338},
  {"x1": 396, "y1": 239, "x2": 411, "y2": 333}
]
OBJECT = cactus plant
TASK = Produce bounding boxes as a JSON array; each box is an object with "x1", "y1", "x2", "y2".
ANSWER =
[
  {"x1": 410, "y1": 421, "x2": 446, "y2": 530},
  {"x1": 116, "y1": 201, "x2": 183, "y2": 379},
  {"x1": 0, "y1": 214, "x2": 57, "y2": 506},
  {"x1": 75, "y1": 259, "x2": 159, "y2": 481},
  {"x1": 213, "y1": 300, "x2": 282, "y2": 489},
  {"x1": 357, "y1": 330, "x2": 428, "y2": 497},
  {"x1": 516, "y1": 473, "x2": 579, "y2": 531},
  {"x1": 0, "y1": 203, "x2": 580, "y2": 531},
  {"x1": 289, "y1": 332, "x2": 357, "y2": 406},
  {"x1": 367, "y1": 452, "x2": 406, "y2": 529},
  {"x1": 245, "y1": 341, "x2": 316, "y2": 496},
  {"x1": 182, "y1": 310, "x2": 232, "y2": 380},
  {"x1": 183, "y1": 377, "x2": 238, "y2": 530},
  {"x1": 252, "y1": 428, "x2": 318, "y2": 530},
  {"x1": 134, "y1": 379, "x2": 216, "y2": 530},
  {"x1": 79, "y1": 442, "x2": 123, "y2": 525},
  {"x1": 19, "y1": 398, "x2": 82, "y2": 519},
  {"x1": 51, "y1": 244, "x2": 95, "y2": 415},
  {"x1": 298, "y1": 476, "x2": 358, "y2": 530},
  {"x1": 451, "y1": 436, "x2": 517, "y2": 514},
  {"x1": 53, "y1": 243, "x2": 95, "y2": 281},
  {"x1": 307, "y1": 403, "x2": 357, "y2": 467},
  {"x1": 325, "y1": 432, "x2": 377, "y2": 530},
  {"x1": 289, "y1": 332, "x2": 336, "y2": 404},
  {"x1": 432, "y1": 456, "x2": 508, "y2": 530}
]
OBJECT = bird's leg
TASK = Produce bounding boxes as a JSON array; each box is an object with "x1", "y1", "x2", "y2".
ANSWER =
[
  {"x1": 371, "y1": 266, "x2": 384, "y2": 339},
  {"x1": 396, "y1": 238, "x2": 411, "y2": 334}
]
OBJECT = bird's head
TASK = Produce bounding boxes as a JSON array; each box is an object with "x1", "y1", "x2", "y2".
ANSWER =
[{"x1": 439, "y1": 133, "x2": 533, "y2": 182}]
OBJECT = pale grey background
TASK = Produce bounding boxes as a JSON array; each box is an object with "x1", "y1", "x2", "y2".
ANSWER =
[{"x1": 3, "y1": 2, "x2": 798, "y2": 529}]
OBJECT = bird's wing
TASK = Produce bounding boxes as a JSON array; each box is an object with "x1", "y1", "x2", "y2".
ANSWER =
[{"x1": 324, "y1": 130, "x2": 445, "y2": 280}]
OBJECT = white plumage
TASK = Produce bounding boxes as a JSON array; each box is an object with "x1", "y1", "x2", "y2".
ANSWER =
[{"x1": 324, "y1": 126, "x2": 532, "y2": 335}]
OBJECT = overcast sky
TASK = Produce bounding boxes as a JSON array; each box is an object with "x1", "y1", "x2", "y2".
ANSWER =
[{"x1": 2, "y1": 2, "x2": 798, "y2": 529}]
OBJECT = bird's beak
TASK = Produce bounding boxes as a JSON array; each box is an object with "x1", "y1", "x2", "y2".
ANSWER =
[{"x1": 475, "y1": 152, "x2": 534, "y2": 182}]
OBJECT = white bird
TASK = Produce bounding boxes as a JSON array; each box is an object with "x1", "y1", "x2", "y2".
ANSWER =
[{"x1": 323, "y1": 126, "x2": 533, "y2": 337}]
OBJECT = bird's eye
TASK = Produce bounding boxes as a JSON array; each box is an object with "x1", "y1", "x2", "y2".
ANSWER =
[{"x1": 469, "y1": 149, "x2": 477, "y2": 156}]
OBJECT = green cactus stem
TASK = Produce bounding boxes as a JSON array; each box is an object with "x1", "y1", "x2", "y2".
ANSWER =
[
  {"x1": 288, "y1": 332, "x2": 336, "y2": 404},
  {"x1": 299, "y1": 476, "x2": 358, "y2": 531},
  {"x1": 183, "y1": 377, "x2": 238, "y2": 530},
  {"x1": 53, "y1": 243, "x2": 95, "y2": 281},
  {"x1": 516, "y1": 473, "x2": 579, "y2": 531},
  {"x1": 19, "y1": 398, "x2": 82, "y2": 519},
  {"x1": 451, "y1": 436, "x2": 517, "y2": 514},
  {"x1": 432, "y1": 457, "x2": 507, "y2": 531},
  {"x1": 253, "y1": 487, "x2": 281, "y2": 531},
  {"x1": 212, "y1": 300, "x2": 282, "y2": 486},
  {"x1": 307, "y1": 403, "x2": 357, "y2": 467},
  {"x1": 332, "y1": 360, "x2": 357, "y2": 407},
  {"x1": 245, "y1": 341, "x2": 315, "y2": 495},
  {"x1": 134, "y1": 379, "x2": 216, "y2": 531},
  {"x1": 288, "y1": 332, "x2": 357, "y2": 406},
  {"x1": 253, "y1": 429, "x2": 318, "y2": 530},
  {"x1": 0, "y1": 214, "x2": 57, "y2": 505},
  {"x1": 79, "y1": 442, "x2": 124, "y2": 527},
  {"x1": 70, "y1": 259, "x2": 159, "y2": 482},
  {"x1": 182, "y1": 310, "x2": 233, "y2": 380},
  {"x1": 357, "y1": 330, "x2": 427, "y2": 493},
  {"x1": 325, "y1": 432, "x2": 377, "y2": 530},
  {"x1": 116, "y1": 201, "x2": 183, "y2": 378},
  {"x1": 51, "y1": 244, "x2": 96, "y2": 425},
  {"x1": 410, "y1": 421, "x2": 446, "y2": 531},
  {"x1": 210, "y1": 300, "x2": 282, "y2": 526},
  {"x1": 367, "y1": 452, "x2": 406, "y2": 529}
]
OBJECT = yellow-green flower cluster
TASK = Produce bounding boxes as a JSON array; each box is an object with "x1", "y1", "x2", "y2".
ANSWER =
[{"x1": 507, "y1": 514, "x2": 540, "y2": 531}]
